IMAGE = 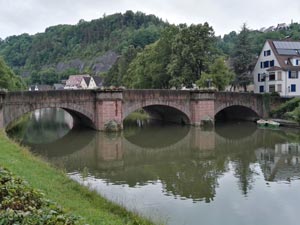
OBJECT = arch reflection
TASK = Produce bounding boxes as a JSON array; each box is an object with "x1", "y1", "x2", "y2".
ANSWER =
[{"x1": 8, "y1": 109, "x2": 300, "y2": 203}]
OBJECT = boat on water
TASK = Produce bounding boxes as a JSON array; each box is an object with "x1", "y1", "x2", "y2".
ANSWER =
[{"x1": 256, "y1": 119, "x2": 280, "y2": 128}]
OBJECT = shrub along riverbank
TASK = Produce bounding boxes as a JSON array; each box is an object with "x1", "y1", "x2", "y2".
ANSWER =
[{"x1": 0, "y1": 131, "x2": 155, "y2": 225}]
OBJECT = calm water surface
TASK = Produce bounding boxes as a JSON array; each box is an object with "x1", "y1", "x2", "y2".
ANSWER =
[{"x1": 8, "y1": 109, "x2": 300, "y2": 225}]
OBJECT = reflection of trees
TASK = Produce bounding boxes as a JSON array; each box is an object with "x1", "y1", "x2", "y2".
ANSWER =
[
  {"x1": 158, "y1": 158, "x2": 224, "y2": 203},
  {"x1": 13, "y1": 115, "x2": 300, "y2": 202},
  {"x1": 231, "y1": 148, "x2": 257, "y2": 196},
  {"x1": 8, "y1": 108, "x2": 73, "y2": 144},
  {"x1": 97, "y1": 146, "x2": 229, "y2": 202}
]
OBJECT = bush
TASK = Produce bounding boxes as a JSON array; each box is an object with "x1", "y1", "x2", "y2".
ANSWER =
[
  {"x1": 270, "y1": 97, "x2": 300, "y2": 118},
  {"x1": 0, "y1": 167, "x2": 83, "y2": 225}
]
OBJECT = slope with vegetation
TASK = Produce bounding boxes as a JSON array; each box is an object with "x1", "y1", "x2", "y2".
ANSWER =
[
  {"x1": 1, "y1": 11, "x2": 300, "y2": 90},
  {"x1": 0, "y1": 11, "x2": 167, "y2": 85},
  {"x1": 0, "y1": 57, "x2": 24, "y2": 90}
]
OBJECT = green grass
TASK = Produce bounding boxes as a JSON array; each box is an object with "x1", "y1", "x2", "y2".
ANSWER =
[
  {"x1": 125, "y1": 111, "x2": 150, "y2": 121},
  {"x1": 0, "y1": 131, "x2": 156, "y2": 225}
]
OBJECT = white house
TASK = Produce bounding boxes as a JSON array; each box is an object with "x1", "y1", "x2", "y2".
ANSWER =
[
  {"x1": 64, "y1": 74, "x2": 91, "y2": 89},
  {"x1": 83, "y1": 76, "x2": 98, "y2": 89},
  {"x1": 253, "y1": 40, "x2": 300, "y2": 97},
  {"x1": 64, "y1": 74, "x2": 103, "y2": 89}
]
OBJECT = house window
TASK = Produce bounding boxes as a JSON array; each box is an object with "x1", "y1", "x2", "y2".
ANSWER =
[
  {"x1": 269, "y1": 84, "x2": 275, "y2": 93},
  {"x1": 259, "y1": 86, "x2": 264, "y2": 93},
  {"x1": 264, "y1": 50, "x2": 271, "y2": 56},
  {"x1": 289, "y1": 71, "x2": 298, "y2": 79},
  {"x1": 264, "y1": 61, "x2": 269, "y2": 68},
  {"x1": 291, "y1": 84, "x2": 296, "y2": 92},
  {"x1": 269, "y1": 72, "x2": 275, "y2": 81},
  {"x1": 277, "y1": 71, "x2": 282, "y2": 80},
  {"x1": 270, "y1": 60, "x2": 275, "y2": 67},
  {"x1": 277, "y1": 84, "x2": 282, "y2": 92}
]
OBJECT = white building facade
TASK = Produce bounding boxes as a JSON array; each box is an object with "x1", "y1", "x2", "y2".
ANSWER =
[{"x1": 253, "y1": 40, "x2": 300, "y2": 97}]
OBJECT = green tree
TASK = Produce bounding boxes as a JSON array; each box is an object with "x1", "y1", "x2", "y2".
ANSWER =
[
  {"x1": 232, "y1": 24, "x2": 256, "y2": 91},
  {"x1": 0, "y1": 57, "x2": 25, "y2": 90},
  {"x1": 196, "y1": 57, "x2": 235, "y2": 91},
  {"x1": 123, "y1": 25, "x2": 179, "y2": 89},
  {"x1": 167, "y1": 23, "x2": 217, "y2": 88},
  {"x1": 105, "y1": 45, "x2": 140, "y2": 86},
  {"x1": 40, "y1": 68, "x2": 58, "y2": 85}
]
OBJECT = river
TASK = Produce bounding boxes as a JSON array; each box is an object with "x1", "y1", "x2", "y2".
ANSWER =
[{"x1": 8, "y1": 108, "x2": 300, "y2": 225}]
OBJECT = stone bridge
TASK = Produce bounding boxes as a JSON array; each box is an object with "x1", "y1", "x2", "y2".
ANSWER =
[{"x1": 0, "y1": 90, "x2": 267, "y2": 131}]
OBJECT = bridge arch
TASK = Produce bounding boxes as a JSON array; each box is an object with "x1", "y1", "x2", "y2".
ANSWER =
[
  {"x1": 4, "y1": 104, "x2": 96, "y2": 130},
  {"x1": 214, "y1": 105, "x2": 260, "y2": 122},
  {"x1": 123, "y1": 103, "x2": 191, "y2": 125}
]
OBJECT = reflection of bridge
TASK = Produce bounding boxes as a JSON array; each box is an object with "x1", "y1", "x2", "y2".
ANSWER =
[
  {"x1": 32, "y1": 123, "x2": 300, "y2": 202},
  {"x1": 39, "y1": 127, "x2": 217, "y2": 171},
  {"x1": 41, "y1": 124, "x2": 266, "y2": 170},
  {"x1": 0, "y1": 90, "x2": 267, "y2": 131}
]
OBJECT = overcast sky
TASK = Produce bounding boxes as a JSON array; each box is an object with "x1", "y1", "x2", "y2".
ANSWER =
[{"x1": 1, "y1": 0, "x2": 300, "y2": 39}]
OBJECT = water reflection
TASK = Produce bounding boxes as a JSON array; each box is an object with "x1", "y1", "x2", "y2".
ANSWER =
[
  {"x1": 8, "y1": 109, "x2": 300, "y2": 225},
  {"x1": 8, "y1": 108, "x2": 73, "y2": 144}
]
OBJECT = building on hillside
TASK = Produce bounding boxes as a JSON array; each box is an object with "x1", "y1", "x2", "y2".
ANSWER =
[
  {"x1": 92, "y1": 76, "x2": 103, "y2": 88},
  {"x1": 83, "y1": 76, "x2": 99, "y2": 89},
  {"x1": 252, "y1": 40, "x2": 300, "y2": 97},
  {"x1": 64, "y1": 74, "x2": 103, "y2": 89},
  {"x1": 64, "y1": 74, "x2": 91, "y2": 89},
  {"x1": 264, "y1": 26, "x2": 275, "y2": 33},
  {"x1": 276, "y1": 23, "x2": 289, "y2": 31}
]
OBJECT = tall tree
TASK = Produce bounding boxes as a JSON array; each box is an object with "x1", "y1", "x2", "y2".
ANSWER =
[
  {"x1": 167, "y1": 23, "x2": 217, "y2": 88},
  {"x1": 118, "y1": 25, "x2": 179, "y2": 89},
  {"x1": 232, "y1": 24, "x2": 255, "y2": 91},
  {"x1": 196, "y1": 57, "x2": 235, "y2": 91}
]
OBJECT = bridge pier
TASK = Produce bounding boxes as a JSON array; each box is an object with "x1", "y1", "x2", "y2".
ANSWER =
[
  {"x1": 190, "y1": 92, "x2": 215, "y2": 126},
  {"x1": 95, "y1": 91, "x2": 123, "y2": 131}
]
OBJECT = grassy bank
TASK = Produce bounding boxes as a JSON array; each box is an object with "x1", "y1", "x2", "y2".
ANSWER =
[{"x1": 0, "y1": 131, "x2": 155, "y2": 225}]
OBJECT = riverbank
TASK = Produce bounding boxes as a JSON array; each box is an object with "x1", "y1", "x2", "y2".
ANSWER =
[{"x1": 0, "y1": 131, "x2": 156, "y2": 225}]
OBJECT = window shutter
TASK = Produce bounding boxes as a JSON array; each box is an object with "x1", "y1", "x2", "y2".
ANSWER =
[
  {"x1": 289, "y1": 71, "x2": 291, "y2": 78},
  {"x1": 258, "y1": 73, "x2": 260, "y2": 82}
]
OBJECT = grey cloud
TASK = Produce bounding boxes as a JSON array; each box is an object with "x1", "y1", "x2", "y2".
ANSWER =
[{"x1": 0, "y1": 0, "x2": 300, "y2": 39}]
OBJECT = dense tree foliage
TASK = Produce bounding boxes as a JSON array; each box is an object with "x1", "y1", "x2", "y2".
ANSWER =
[
  {"x1": 121, "y1": 25, "x2": 179, "y2": 88},
  {"x1": 231, "y1": 24, "x2": 255, "y2": 91},
  {"x1": 196, "y1": 57, "x2": 235, "y2": 91},
  {"x1": 168, "y1": 23, "x2": 218, "y2": 88},
  {"x1": 106, "y1": 23, "x2": 219, "y2": 89},
  {"x1": 1, "y1": 10, "x2": 300, "y2": 90},
  {"x1": 0, "y1": 11, "x2": 166, "y2": 85},
  {"x1": 0, "y1": 57, "x2": 24, "y2": 90}
]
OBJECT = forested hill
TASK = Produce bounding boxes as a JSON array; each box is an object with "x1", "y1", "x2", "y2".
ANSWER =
[
  {"x1": 1, "y1": 10, "x2": 300, "y2": 89},
  {"x1": 0, "y1": 11, "x2": 167, "y2": 84}
]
